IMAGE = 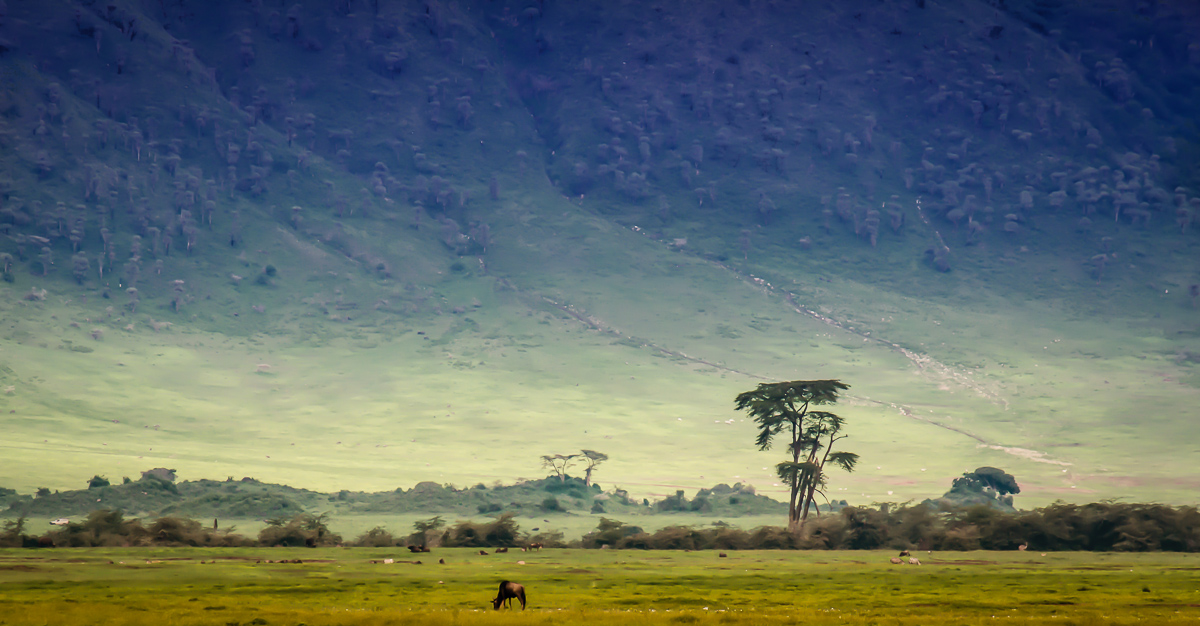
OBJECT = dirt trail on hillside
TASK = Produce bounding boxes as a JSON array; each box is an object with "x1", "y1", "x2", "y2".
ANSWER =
[{"x1": 502, "y1": 268, "x2": 1070, "y2": 468}]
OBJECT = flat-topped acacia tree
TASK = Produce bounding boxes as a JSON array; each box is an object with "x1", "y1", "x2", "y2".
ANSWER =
[
  {"x1": 540, "y1": 453, "x2": 578, "y2": 482},
  {"x1": 579, "y1": 450, "x2": 609, "y2": 487},
  {"x1": 735, "y1": 379, "x2": 859, "y2": 531}
]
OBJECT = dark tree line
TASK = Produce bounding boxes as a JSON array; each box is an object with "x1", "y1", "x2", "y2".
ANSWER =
[
  {"x1": 5, "y1": 499, "x2": 1200, "y2": 551},
  {"x1": 577, "y1": 501, "x2": 1200, "y2": 552}
]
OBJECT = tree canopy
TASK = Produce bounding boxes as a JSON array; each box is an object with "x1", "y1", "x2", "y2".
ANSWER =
[
  {"x1": 540, "y1": 454, "x2": 578, "y2": 482},
  {"x1": 968, "y1": 467, "x2": 1021, "y2": 495},
  {"x1": 579, "y1": 450, "x2": 609, "y2": 487},
  {"x1": 942, "y1": 466, "x2": 1021, "y2": 509}
]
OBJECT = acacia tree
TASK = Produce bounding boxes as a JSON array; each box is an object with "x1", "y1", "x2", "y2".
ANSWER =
[
  {"x1": 579, "y1": 450, "x2": 608, "y2": 487},
  {"x1": 410, "y1": 515, "x2": 445, "y2": 546},
  {"x1": 735, "y1": 379, "x2": 859, "y2": 531},
  {"x1": 540, "y1": 454, "x2": 578, "y2": 482}
]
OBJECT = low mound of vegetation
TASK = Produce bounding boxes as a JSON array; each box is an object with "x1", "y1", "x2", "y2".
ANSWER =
[
  {"x1": 2, "y1": 472, "x2": 785, "y2": 520},
  {"x1": 4, "y1": 474, "x2": 327, "y2": 518},
  {"x1": 926, "y1": 467, "x2": 1022, "y2": 512}
]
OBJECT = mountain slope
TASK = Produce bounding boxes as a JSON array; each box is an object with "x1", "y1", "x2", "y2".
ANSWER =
[{"x1": 0, "y1": 0, "x2": 1198, "y2": 506}]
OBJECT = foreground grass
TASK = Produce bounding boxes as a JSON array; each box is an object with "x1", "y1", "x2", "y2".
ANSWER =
[{"x1": 2, "y1": 548, "x2": 1198, "y2": 625}]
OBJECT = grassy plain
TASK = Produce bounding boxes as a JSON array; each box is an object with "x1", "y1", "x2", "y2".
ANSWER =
[{"x1": 2, "y1": 548, "x2": 1199, "y2": 625}]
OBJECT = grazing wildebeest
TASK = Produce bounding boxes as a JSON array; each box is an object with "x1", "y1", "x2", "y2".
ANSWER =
[
  {"x1": 478, "y1": 550, "x2": 489, "y2": 555},
  {"x1": 527, "y1": 542, "x2": 544, "y2": 551},
  {"x1": 496, "y1": 547, "x2": 508, "y2": 553},
  {"x1": 898, "y1": 549, "x2": 910, "y2": 557},
  {"x1": 492, "y1": 580, "x2": 526, "y2": 610},
  {"x1": 408, "y1": 545, "x2": 430, "y2": 553},
  {"x1": 438, "y1": 558, "x2": 445, "y2": 564}
]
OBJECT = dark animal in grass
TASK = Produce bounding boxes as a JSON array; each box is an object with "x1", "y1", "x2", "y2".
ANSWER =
[
  {"x1": 899, "y1": 550, "x2": 910, "y2": 557},
  {"x1": 492, "y1": 580, "x2": 526, "y2": 610},
  {"x1": 478, "y1": 550, "x2": 489, "y2": 555},
  {"x1": 496, "y1": 547, "x2": 508, "y2": 553},
  {"x1": 527, "y1": 542, "x2": 544, "y2": 551},
  {"x1": 408, "y1": 544, "x2": 430, "y2": 553}
]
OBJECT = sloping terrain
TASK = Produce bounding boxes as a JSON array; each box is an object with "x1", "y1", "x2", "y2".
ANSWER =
[{"x1": 0, "y1": 0, "x2": 1197, "y2": 507}]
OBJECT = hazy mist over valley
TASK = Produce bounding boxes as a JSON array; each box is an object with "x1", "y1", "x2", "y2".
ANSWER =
[{"x1": 1, "y1": 0, "x2": 1198, "y2": 522}]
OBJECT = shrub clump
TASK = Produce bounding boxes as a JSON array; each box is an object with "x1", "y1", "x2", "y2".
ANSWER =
[
  {"x1": 258, "y1": 513, "x2": 341, "y2": 547},
  {"x1": 440, "y1": 513, "x2": 521, "y2": 547},
  {"x1": 351, "y1": 526, "x2": 397, "y2": 547}
]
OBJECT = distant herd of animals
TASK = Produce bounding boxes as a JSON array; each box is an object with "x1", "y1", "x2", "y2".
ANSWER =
[
  {"x1": 85, "y1": 542, "x2": 1045, "y2": 611},
  {"x1": 397, "y1": 542, "x2": 540, "y2": 610},
  {"x1": 317, "y1": 540, "x2": 1055, "y2": 612},
  {"x1": 397, "y1": 543, "x2": 1055, "y2": 610}
]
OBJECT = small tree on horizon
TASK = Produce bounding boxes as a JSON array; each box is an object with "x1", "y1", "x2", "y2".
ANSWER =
[
  {"x1": 735, "y1": 379, "x2": 859, "y2": 531},
  {"x1": 540, "y1": 454, "x2": 579, "y2": 482},
  {"x1": 410, "y1": 515, "x2": 445, "y2": 547}
]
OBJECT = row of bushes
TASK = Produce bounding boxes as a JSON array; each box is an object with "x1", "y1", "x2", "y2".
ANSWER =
[
  {"x1": 0, "y1": 510, "x2": 348, "y2": 548},
  {"x1": 0, "y1": 510, "x2": 554, "y2": 549},
  {"x1": 579, "y1": 501, "x2": 1200, "y2": 552},
  {"x1": 350, "y1": 514, "x2": 566, "y2": 549},
  {"x1": 0, "y1": 510, "x2": 254, "y2": 548},
  {"x1": 5, "y1": 501, "x2": 1200, "y2": 551}
]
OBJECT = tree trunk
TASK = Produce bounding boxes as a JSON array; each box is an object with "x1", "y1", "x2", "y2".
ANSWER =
[
  {"x1": 787, "y1": 439, "x2": 802, "y2": 531},
  {"x1": 799, "y1": 432, "x2": 839, "y2": 527},
  {"x1": 799, "y1": 484, "x2": 814, "y2": 525},
  {"x1": 787, "y1": 482, "x2": 801, "y2": 531},
  {"x1": 797, "y1": 445, "x2": 823, "y2": 528},
  {"x1": 584, "y1": 466, "x2": 593, "y2": 487}
]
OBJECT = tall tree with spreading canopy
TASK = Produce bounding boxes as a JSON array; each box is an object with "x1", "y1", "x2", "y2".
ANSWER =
[{"x1": 735, "y1": 379, "x2": 859, "y2": 531}]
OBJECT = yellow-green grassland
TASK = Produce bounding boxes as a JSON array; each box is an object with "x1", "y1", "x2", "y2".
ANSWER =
[{"x1": 2, "y1": 548, "x2": 1199, "y2": 625}]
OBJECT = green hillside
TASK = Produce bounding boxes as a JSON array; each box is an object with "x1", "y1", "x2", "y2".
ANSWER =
[
  {"x1": 2, "y1": 473, "x2": 784, "y2": 521},
  {"x1": 0, "y1": 0, "x2": 1198, "y2": 510}
]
